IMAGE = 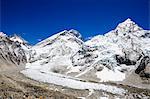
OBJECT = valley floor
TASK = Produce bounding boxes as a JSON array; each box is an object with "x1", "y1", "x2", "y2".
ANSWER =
[
  {"x1": 0, "y1": 69, "x2": 77, "y2": 99},
  {"x1": 21, "y1": 69, "x2": 150, "y2": 99},
  {"x1": 0, "y1": 66, "x2": 150, "y2": 99}
]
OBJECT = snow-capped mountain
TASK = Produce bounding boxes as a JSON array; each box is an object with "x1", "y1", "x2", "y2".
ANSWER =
[
  {"x1": 26, "y1": 29, "x2": 84, "y2": 74},
  {"x1": 23, "y1": 18, "x2": 150, "y2": 83},
  {"x1": 83, "y1": 18, "x2": 150, "y2": 81},
  {"x1": 0, "y1": 32, "x2": 29, "y2": 70},
  {"x1": 1, "y1": 19, "x2": 150, "y2": 98}
]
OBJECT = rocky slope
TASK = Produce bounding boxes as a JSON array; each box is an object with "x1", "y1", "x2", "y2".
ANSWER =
[
  {"x1": 0, "y1": 32, "x2": 29, "y2": 71},
  {"x1": 0, "y1": 69, "x2": 77, "y2": 99}
]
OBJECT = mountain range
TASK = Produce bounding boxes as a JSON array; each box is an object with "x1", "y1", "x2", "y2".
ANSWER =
[{"x1": 0, "y1": 18, "x2": 150, "y2": 98}]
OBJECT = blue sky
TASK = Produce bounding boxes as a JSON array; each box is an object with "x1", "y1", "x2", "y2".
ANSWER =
[{"x1": 1, "y1": 0, "x2": 150, "y2": 44}]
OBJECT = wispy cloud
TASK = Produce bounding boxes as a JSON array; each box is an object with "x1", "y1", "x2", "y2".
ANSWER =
[
  {"x1": 37, "y1": 39, "x2": 42, "y2": 42},
  {"x1": 85, "y1": 36, "x2": 93, "y2": 41}
]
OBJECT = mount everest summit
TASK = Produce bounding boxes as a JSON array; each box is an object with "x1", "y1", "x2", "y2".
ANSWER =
[{"x1": 0, "y1": 19, "x2": 150, "y2": 98}]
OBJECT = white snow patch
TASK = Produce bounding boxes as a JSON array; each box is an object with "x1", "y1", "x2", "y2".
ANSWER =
[
  {"x1": 99, "y1": 97, "x2": 108, "y2": 99},
  {"x1": 96, "y1": 67, "x2": 125, "y2": 82},
  {"x1": 0, "y1": 32, "x2": 7, "y2": 37}
]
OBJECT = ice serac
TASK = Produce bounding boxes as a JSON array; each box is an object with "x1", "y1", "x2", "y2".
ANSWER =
[{"x1": 0, "y1": 32, "x2": 28, "y2": 71}]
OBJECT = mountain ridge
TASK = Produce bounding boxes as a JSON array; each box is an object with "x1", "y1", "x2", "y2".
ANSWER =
[{"x1": 22, "y1": 18, "x2": 150, "y2": 81}]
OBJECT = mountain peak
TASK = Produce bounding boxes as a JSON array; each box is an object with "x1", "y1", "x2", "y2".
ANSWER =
[
  {"x1": 123, "y1": 18, "x2": 134, "y2": 24},
  {"x1": 10, "y1": 34, "x2": 28, "y2": 44},
  {"x1": 35, "y1": 29, "x2": 82, "y2": 47},
  {"x1": 49, "y1": 29, "x2": 82, "y2": 39},
  {"x1": 115, "y1": 18, "x2": 143, "y2": 33},
  {"x1": 0, "y1": 32, "x2": 7, "y2": 37},
  {"x1": 68, "y1": 29, "x2": 82, "y2": 39}
]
